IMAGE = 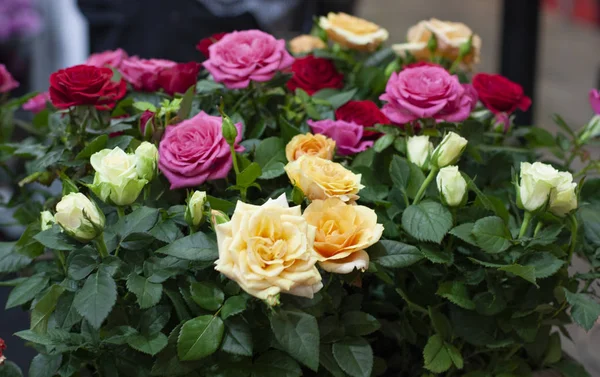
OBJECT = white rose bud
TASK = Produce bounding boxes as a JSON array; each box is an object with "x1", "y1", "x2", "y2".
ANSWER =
[
  {"x1": 54, "y1": 193, "x2": 105, "y2": 242},
  {"x1": 517, "y1": 162, "x2": 561, "y2": 212},
  {"x1": 549, "y1": 172, "x2": 578, "y2": 217},
  {"x1": 406, "y1": 135, "x2": 433, "y2": 169},
  {"x1": 186, "y1": 190, "x2": 207, "y2": 227},
  {"x1": 135, "y1": 141, "x2": 159, "y2": 181},
  {"x1": 89, "y1": 147, "x2": 148, "y2": 206},
  {"x1": 436, "y1": 166, "x2": 467, "y2": 207},
  {"x1": 40, "y1": 210, "x2": 55, "y2": 231},
  {"x1": 431, "y1": 132, "x2": 468, "y2": 168}
]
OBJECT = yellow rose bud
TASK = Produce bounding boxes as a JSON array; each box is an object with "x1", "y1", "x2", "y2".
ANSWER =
[
  {"x1": 285, "y1": 133, "x2": 336, "y2": 162},
  {"x1": 319, "y1": 12, "x2": 389, "y2": 52},
  {"x1": 284, "y1": 155, "x2": 363, "y2": 202},
  {"x1": 392, "y1": 18, "x2": 481, "y2": 67},
  {"x1": 289, "y1": 35, "x2": 327, "y2": 55},
  {"x1": 214, "y1": 194, "x2": 322, "y2": 302},
  {"x1": 549, "y1": 172, "x2": 578, "y2": 217},
  {"x1": 54, "y1": 193, "x2": 105, "y2": 242},
  {"x1": 303, "y1": 198, "x2": 383, "y2": 274}
]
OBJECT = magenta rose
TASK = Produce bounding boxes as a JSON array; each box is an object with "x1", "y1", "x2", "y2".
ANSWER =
[
  {"x1": 22, "y1": 92, "x2": 49, "y2": 113},
  {"x1": 86, "y1": 48, "x2": 128, "y2": 69},
  {"x1": 308, "y1": 119, "x2": 372, "y2": 155},
  {"x1": 156, "y1": 62, "x2": 201, "y2": 95},
  {"x1": 203, "y1": 30, "x2": 294, "y2": 89},
  {"x1": 120, "y1": 57, "x2": 177, "y2": 92},
  {"x1": 159, "y1": 111, "x2": 244, "y2": 189},
  {"x1": 0, "y1": 64, "x2": 19, "y2": 93},
  {"x1": 590, "y1": 89, "x2": 600, "y2": 115},
  {"x1": 380, "y1": 66, "x2": 476, "y2": 124}
]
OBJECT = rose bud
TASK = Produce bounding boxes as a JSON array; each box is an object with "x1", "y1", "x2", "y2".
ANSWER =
[
  {"x1": 186, "y1": 191, "x2": 208, "y2": 227},
  {"x1": 135, "y1": 142, "x2": 159, "y2": 181},
  {"x1": 40, "y1": 210, "x2": 56, "y2": 231},
  {"x1": 431, "y1": 132, "x2": 468, "y2": 169},
  {"x1": 549, "y1": 172, "x2": 578, "y2": 217},
  {"x1": 406, "y1": 135, "x2": 433, "y2": 170},
  {"x1": 436, "y1": 166, "x2": 467, "y2": 207},
  {"x1": 54, "y1": 193, "x2": 105, "y2": 242},
  {"x1": 516, "y1": 162, "x2": 561, "y2": 213}
]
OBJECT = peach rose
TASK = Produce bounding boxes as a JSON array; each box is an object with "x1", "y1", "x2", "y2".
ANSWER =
[
  {"x1": 289, "y1": 35, "x2": 327, "y2": 55},
  {"x1": 304, "y1": 198, "x2": 383, "y2": 274},
  {"x1": 319, "y1": 12, "x2": 389, "y2": 52},
  {"x1": 392, "y1": 19, "x2": 481, "y2": 66},
  {"x1": 285, "y1": 133, "x2": 336, "y2": 162},
  {"x1": 284, "y1": 155, "x2": 363, "y2": 202},
  {"x1": 214, "y1": 194, "x2": 322, "y2": 303}
]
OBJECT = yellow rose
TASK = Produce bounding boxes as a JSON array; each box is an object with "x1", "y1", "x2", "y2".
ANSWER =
[
  {"x1": 214, "y1": 194, "x2": 322, "y2": 303},
  {"x1": 303, "y1": 198, "x2": 383, "y2": 274},
  {"x1": 392, "y1": 18, "x2": 481, "y2": 66},
  {"x1": 284, "y1": 155, "x2": 363, "y2": 202},
  {"x1": 285, "y1": 133, "x2": 336, "y2": 162},
  {"x1": 289, "y1": 35, "x2": 327, "y2": 55},
  {"x1": 319, "y1": 12, "x2": 389, "y2": 52}
]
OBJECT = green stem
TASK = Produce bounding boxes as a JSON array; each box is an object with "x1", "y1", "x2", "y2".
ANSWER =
[
  {"x1": 55, "y1": 250, "x2": 67, "y2": 275},
  {"x1": 413, "y1": 168, "x2": 438, "y2": 205},
  {"x1": 518, "y1": 211, "x2": 533, "y2": 239},
  {"x1": 568, "y1": 216, "x2": 578, "y2": 263},
  {"x1": 449, "y1": 56, "x2": 463, "y2": 73},
  {"x1": 533, "y1": 221, "x2": 543, "y2": 237},
  {"x1": 95, "y1": 234, "x2": 109, "y2": 259},
  {"x1": 117, "y1": 207, "x2": 125, "y2": 218},
  {"x1": 230, "y1": 146, "x2": 240, "y2": 175}
]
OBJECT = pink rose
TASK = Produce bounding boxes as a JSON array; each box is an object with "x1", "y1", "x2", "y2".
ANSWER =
[
  {"x1": 203, "y1": 30, "x2": 294, "y2": 89},
  {"x1": 159, "y1": 111, "x2": 244, "y2": 189},
  {"x1": 120, "y1": 57, "x2": 177, "y2": 92},
  {"x1": 86, "y1": 48, "x2": 128, "y2": 69},
  {"x1": 308, "y1": 119, "x2": 373, "y2": 155},
  {"x1": 590, "y1": 89, "x2": 600, "y2": 114},
  {"x1": 22, "y1": 92, "x2": 49, "y2": 113},
  {"x1": 0, "y1": 64, "x2": 19, "y2": 93},
  {"x1": 380, "y1": 66, "x2": 476, "y2": 124}
]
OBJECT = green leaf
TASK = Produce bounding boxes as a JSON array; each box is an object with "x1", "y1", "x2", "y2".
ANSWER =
[
  {"x1": 564, "y1": 289, "x2": 600, "y2": 331},
  {"x1": 446, "y1": 343, "x2": 464, "y2": 369},
  {"x1": 155, "y1": 231, "x2": 218, "y2": 261},
  {"x1": 421, "y1": 246, "x2": 453, "y2": 264},
  {"x1": 132, "y1": 101, "x2": 157, "y2": 112},
  {"x1": 437, "y1": 281, "x2": 475, "y2": 310},
  {"x1": 126, "y1": 273, "x2": 163, "y2": 309},
  {"x1": 73, "y1": 267, "x2": 117, "y2": 329},
  {"x1": 332, "y1": 337, "x2": 373, "y2": 377},
  {"x1": 6, "y1": 274, "x2": 48, "y2": 309},
  {"x1": 521, "y1": 252, "x2": 565, "y2": 279},
  {"x1": 14, "y1": 224, "x2": 44, "y2": 259},
  {"x1": 527, "y1": 224, "x2": 564, "y2": 248},
  {"x1": 140, "y1": 305, "x2": 171, "y2": 335},
  {"x1": 255, "y1": 137, "x2": 287, "y2": 179},
  {"x1": 116, "y1": 207, "x2": 160, "y2": 239},
  {"x1": 341, "y1": 312, "x2": 380, "y2": 336},
  {"x1": 406, "y1": 162, "x2": 426, "y2": 199},
  {"x1": 196, "y1": 79, "x2": 225, "y2": 94},
  {"x1": 402, "y1": 201, "x2": 453, "y2": 244},
  {"x1": 177, "y1": 85, "x2": 195, "y2": 119},
  {"x1": 190, "y1": 281, "x2": 224, "y2": 311},
  {"x1": 0, "y1": 242, "x2": 32, "y2": 273},
  {"x1": 373, "y1": 134, "x2": 395, "y2": 153},
  {"x1": 28, "y1": 354, "x2": 62, "y2": 377},
  {"x1": 237, "y1": 162, "x2": 262, "y2": 187},
  {"x1": 177, "y1": 315, "x2": 225, "y2": 360},
  {"x1": 54, "y1": 292, "x2": 83, "y2": 330},
  {"x1": 221, "y1": 317, "x2": 253, "y2": 356},
  {"x1": 449, "y1": 223, "x2": 478, "y2": 246},
  {"x1": 389, "y1": 155, "x2": 410, "y2": 192},
  {"x1": 106, "y1": 135, "x2": 133, "y2": 150},
  {"x1": 423, "y1": 334, "x2": 452, "y2": 373},
  {"x1": 472, "y1": 216, "x2": 511, "y2": 253},
  {"x1": 313, "y1": 88, "x2": 357, "y2": 109},
  {"x1": 251, "y1": 350, "x2": 302, "y2": 377},
  {"x1": 67, "y1": 248, "x2": 98, "y2": 281},
  {"x1": 0, "y1": 361, "x2": 23, "y2": 377},
  {"x1": 31, "y1": 285, "x2": 65, "y2": 334},
  {"x1": 450, "y1": 307, "x2": 496, "y2": 346},
  {"x1": 543, "y1": 332, "x2": 562, "y2": 365},
  {"x1": 371, "y1": 240, "x2": 423, "y2": 268},
  {"x1": 429, "y1": 307, "x2": 452, "y2": 340},
  {"x1": 75, "y1": 134, "x2": 108, "y2": 160},
  {"x1": 320, "y1": 345, "x2": 346, "y2": 377},
  {"x1": 499, "y1": 264, "x2": 537, "y2": 286},
  {"x1": 34, "y1": 226, "x2": 80, "y2": 251},
  {"x1": 270, "y1": 310, "x2": 320, "y2": 371},
  {"x1": 150, "y1": 220, "x2": 183, "y2": 243},
  {"x1": 127, "y1": 332, "x2": 168, "y2": 356},
  {"x1": 221, "y1": 295, "x2": 248, "y2": 319}
]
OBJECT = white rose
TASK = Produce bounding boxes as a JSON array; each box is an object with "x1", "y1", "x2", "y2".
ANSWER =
[
  {"x1": 549, "y1": 172, "x2": 578, "y2": 217},
  {"x1": 214, "y1": 194, "x2": 322, "y2": 303},
  {"x1": 186, "y1": 190, "x2": 207, "y2": 227},
  {"x1": 90, "y1": 147, "x2": 148, "y2": 206},
  {"x1": 517, "y1": 162, "x2": 561, "y2": 212},
  {"x1": 436, "y1": 166, "x2": 467, "y2": 207},
  {"x1": 135, "y1": 141, "x2": 158, "y2": 181},
  {"x1": 40, "y1": 210, "x2": 55, "y2": 231},
  {"x1": 431, "y1": 132, "x2": 468, "y2": 168},
  {"x1": 54, "y1": 193, "x2": 104, "y2": 242},
  {"x1": 407, "y1": 135, "x2": 433, "y2": 169}
]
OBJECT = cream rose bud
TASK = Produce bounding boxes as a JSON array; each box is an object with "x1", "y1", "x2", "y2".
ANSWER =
[
  {"x1": 289, "y1": 35, "x2": 327, "y2": 55},
  {"x1": 285, "y1": 133, "x2": 336, "y2": 162},
  {"x1": 517, "y1": 162, "x2": 561, "y2": 212},
  {"x1": 135, "y1": 141, "x2": 158, "y2": 181},
  {"x1": 319, "y1": 12, "x2": 389, "y2": 52},
  {"x1": 436, "y1": 166, "x2": 467, "y2": 207},
  {"x1": 186, "y1": 190, "x2": 207, "y2": 226},
  {"x1": 89, "y1": 147, "x2": 148, "y2": 206},
  {"x1": 303, "y1": 198, "x2": 383, "y2": 274},
  {"x1": 407, "y1": 135, "x2": 433, "y2": 169},
  {"x1": 431, "y1": 132, "x2": 468, "y2": 168},
  {"x1": 284, "y1": 155, "x2": 364, "y2": 202},
  {"x1": 40, "y1": 210, "x2": 56, "y2": 231},
  {"x1": 214, "y1": 194, "x2": 322, "y2": 302},
  {"x1": 54, "y1": 193, "x2": 104, "y2": 242},
  {"x1": 549, "y1": 172, "x2": 578, "y2": 217}
]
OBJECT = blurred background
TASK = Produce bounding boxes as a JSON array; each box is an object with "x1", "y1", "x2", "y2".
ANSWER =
[{"x1": 1, "y1": 0, "x2": 599, "y2": 373}]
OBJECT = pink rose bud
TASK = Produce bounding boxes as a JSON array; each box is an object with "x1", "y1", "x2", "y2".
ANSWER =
[
  {"x1": 0, "y1": 64, "x2": 19, "y2": 93},
  {"x1": 22, "y1": 92, "x2": 50, "y2": 113},
  {"x1": 590, "y1": 89, "x2": 600, "y2": 115}
]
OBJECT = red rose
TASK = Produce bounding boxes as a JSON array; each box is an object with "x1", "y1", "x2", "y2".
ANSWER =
[
  {"x1": 140, "y1": 110, "x2": 155, "y2": 134},
  {"x1": 472, "y1": 73, "x2": 531, "y2": 114},
  {"x1": 286, "y1": 55, "x2": 344, "y2": 95},
  {"x1": 0, "y1": 337, "x2": 5, "y2": 365},
  {"x1": 335, "y1": 100, "x2": 389, "y2": 137},
  {"x1": 49, "y1": 65, "x2": 126, "y2": 110},
  {"x1": 196, "y1": 32, "x2": 228, "y2": 58},
  {"x1": 156, "y1": 62, "x2": 201, "y2": 95}
]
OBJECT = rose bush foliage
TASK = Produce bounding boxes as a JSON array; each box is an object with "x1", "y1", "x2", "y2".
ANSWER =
[{"x1": 0, "y1": 13, "x2": 600, "y2": 377}]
